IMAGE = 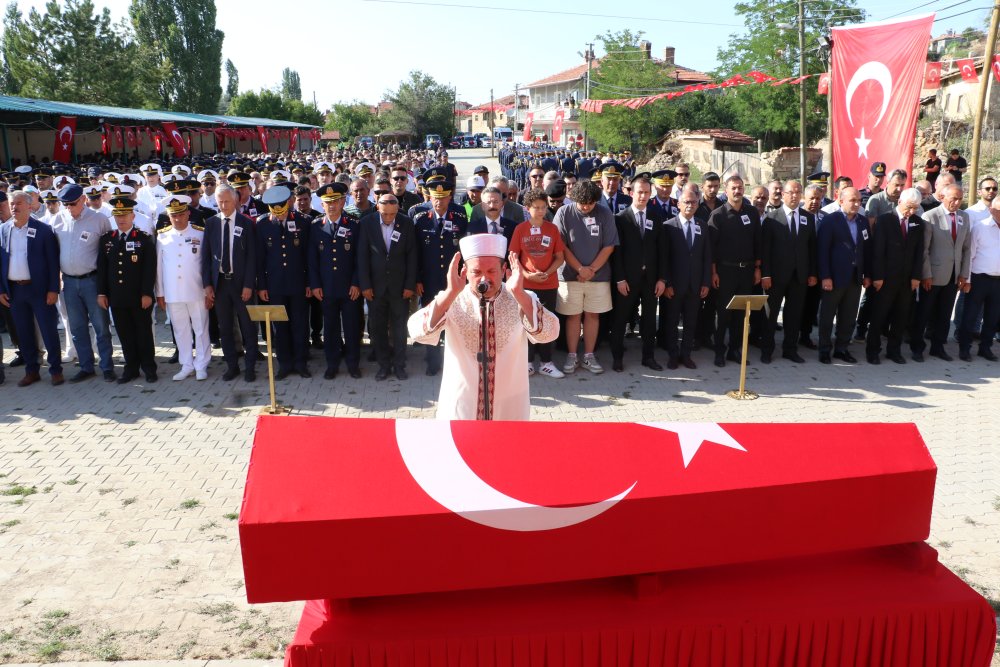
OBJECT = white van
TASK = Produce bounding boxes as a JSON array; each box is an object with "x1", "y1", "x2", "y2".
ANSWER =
[{"x1": 493, "y1": 127, "x2": 513, "y2": 143}]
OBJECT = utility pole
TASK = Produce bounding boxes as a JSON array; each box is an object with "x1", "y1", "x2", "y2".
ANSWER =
[
  {"x1": 583, "y1": 42, "x2": 594, "y2": 151},
  {"x1": 969, "y1": 3, "x2": 1000, "y2": 206},
  {"x1": 489, "y1": 88, "x2": 496, "y2": 158},
  {"x1": 798, "y1": 0, "x2": 807, "y2": 180},
  {"x1": 514, "y1": 83, "x2": 519, "y2": 137}
]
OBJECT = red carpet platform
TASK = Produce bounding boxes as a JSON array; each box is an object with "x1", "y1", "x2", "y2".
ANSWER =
[{"x1": 238, "y1": 417, "x2": 996, "y2": 666}]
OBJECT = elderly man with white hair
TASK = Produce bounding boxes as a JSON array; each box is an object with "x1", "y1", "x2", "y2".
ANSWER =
[
  {"x1": 866, "y1": 187, "x2": 925, "y2": 365},
  {"x1": 407, "y1": 234, "x2": 559, "y2": 420}
]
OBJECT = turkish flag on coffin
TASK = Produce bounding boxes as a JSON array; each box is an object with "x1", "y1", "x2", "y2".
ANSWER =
[
  {"x1": 831, "y1": 14, "x2": 933, "y2": 188},
  {"x1": 239, "y1": 417, "x2": 936, "y2": 602},
  {"x1": 52, "y1": 116, "x2": 76, "y2": 163},
  {"x1": 956, "y1": 57, "x2": 979, "y2": 82}
]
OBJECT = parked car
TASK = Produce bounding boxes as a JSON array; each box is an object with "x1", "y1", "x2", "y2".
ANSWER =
[
  {"x1": 461, "y1": 134, "x2": 477, "y2": 148},
  {"x1": 425, "y1": 134, "x2": 442, "y2": 150},
  {"x1": 479, "y1": 136, "x2": 493, "y2": 148},
  {"x1": 448, "y1": 136, "x2": 461, "y2": 149}
]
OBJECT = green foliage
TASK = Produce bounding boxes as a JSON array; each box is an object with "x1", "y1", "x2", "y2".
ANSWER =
[
  {"x1": 128, "y1": 0, "x2": 223, "y2": 113},
  {"x1": 716, "y1": 0, "x2": 864, "y2": 149},
  {"x1": 382, "y1": 71, "x2": 455, "y2": 140},
  {"x1": 281, "y1": 68, "x2": 301, "y2": 101},
  {"x1": 0, "y1": 0, "x2": 139, "y2": 106},
  {"x1": 218, "y1": 58, "x2": 239, "y2": 113},
  {"x1": 325, "y1": 101, "x2": 385, "y2": 139},
  {"x1": 228, "y1": 89, "x2": 323, "y2": 126}
]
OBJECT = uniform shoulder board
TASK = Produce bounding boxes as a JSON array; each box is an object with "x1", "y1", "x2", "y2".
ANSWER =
[
  {"x1": 342, "y1": 210, "x2": 360, "y2": 222},
  {"x1": 453, "y1": 210, "x2": 469, "y2": 222},
  {"x1": 191, "y1": 223, "x2": 205, "y2": 232},
  {"x1": 155, "y1": 220, "x2": 171, "y2": 233}
]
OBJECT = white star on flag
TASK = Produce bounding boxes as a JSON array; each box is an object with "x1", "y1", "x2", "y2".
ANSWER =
[
  {"x1": 639, "y1": 422, "x2": 747, "y2": 467},
  {"x1": 855, "y1": 127, "x2": 872, "y2": 159}
]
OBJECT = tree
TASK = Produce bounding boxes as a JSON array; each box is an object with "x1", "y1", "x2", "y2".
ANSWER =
[
  {"x1": 325, "y1": 101, "x2": 385, "y2": 140},
  {"x1": 228, "y1": 89, "x2": 323, "y2": 126},
  {"x1": 128, "y1": 0, "x2": 223, "y2": 113},
  {"x1": 0, "y1": 0, "x2": 138, "y2": 106},
  {"x1": 218, "y1": 58, "x2": 239, "y2": 113},
  {"x1": 382, "y1": 71, "x2": 455, "y2": 140},
  {"x1": 716, "y1": 0, "x2": 865, "y2": 149},
  {"x1": 281, "y1": 67, "x2": 301, "y2": 101}
]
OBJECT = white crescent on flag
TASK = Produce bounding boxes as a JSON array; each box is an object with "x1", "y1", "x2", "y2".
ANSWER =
[
  {"x1": 845, "y1": 61, "x2": 892, "y2": 128},
  {"x1": 395, "y1": 420, "x2": 744, "y2": 532}
]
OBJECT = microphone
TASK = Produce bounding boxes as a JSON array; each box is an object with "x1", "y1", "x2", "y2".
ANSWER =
[{"x1": 476, "y1": 278, "x2": 489, "y2": 295}]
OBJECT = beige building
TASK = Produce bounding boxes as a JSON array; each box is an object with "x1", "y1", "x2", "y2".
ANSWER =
[
  {"x1": 926, "y1": 59, "x2": 999, "y2": 122},
  {"x1": 455, "y1": 95, "x2": 528, "y2": 135}
]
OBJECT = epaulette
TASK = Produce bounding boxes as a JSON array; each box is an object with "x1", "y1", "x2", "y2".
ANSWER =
[
  {"x1": 191, "y1": 223, "x2": 205, "y2": 232},
  {"x1": 342, "y1": 210, "x2": 360, "y2": 222},
  {"x1": 155, "y1": 220, "x2": 171, "y2": 234}
]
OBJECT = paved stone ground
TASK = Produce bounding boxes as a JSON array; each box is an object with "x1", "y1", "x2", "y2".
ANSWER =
[{"x1": 1, "y1": 149, "x2": 997, "y2": 663}]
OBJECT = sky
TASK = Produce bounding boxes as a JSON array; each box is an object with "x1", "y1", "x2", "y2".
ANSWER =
[{"x1": 0, "y1": 0, "x2": 990, "y2": 110}]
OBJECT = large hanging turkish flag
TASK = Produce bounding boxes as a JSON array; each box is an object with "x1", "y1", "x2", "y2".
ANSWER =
[
  {"x1": 831, "y1": 14, "x2": 933, "y2": 187},
  {"x1": 289, "y1": 128, "x2": 299, "y2": 151},
  {"x1": 522, "y1": 112, "x2": 533, "y2": 142},
  {"x1": 161, "y1": 121, "x2": 187, "y2": 157},
  {"x1": 552, "y1": 109, "x2": 565, "y2": 144},
  {"x1": 52, "y1": 116, "x2": 76, "y2": 163},
  {"x1": 257, "y1": 125, "x2": 269, "y2": 151}
]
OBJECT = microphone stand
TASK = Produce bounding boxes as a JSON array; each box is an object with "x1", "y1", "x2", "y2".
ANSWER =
[{"x1": 477, "y1": 281, "x2": 491, "y2": 421}]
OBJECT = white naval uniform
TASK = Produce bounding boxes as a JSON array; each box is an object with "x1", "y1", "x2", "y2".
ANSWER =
[
  {"x1": 408, "y1": 285, "x2": 559, "y2": 420},
  {"x1": 136, "y1": 184, "x2": 167, "y2": 216},
  {"x1": 155, "y1": 224, "x2": 210, "y2": 373}
]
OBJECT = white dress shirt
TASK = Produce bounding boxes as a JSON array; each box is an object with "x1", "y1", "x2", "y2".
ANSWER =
[
  {"x1": 969, "y1": 217, "x2": 1000, "y2": 276},
  {"x1": 6, "y1": 222, "x2": 31, "y2": 280}
]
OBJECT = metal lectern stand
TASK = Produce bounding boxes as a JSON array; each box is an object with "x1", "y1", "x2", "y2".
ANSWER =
[
  {"x1": 247, "y1": 305, "x2": 291, "y2": 415},
  {"x1": 724, "y1": 295, "x2": 770, "y2": 400}
]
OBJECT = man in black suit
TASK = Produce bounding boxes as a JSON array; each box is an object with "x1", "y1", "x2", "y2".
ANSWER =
[
  {"x1": 599, "y1": 161, "x2": 632, "y2": 214},
  {"x1": 97, "y1": 194, "x2": 158, "y2": 383},
  {"x1": 760, "y1": 180, "x2": 817, "y2": 363},
  {"x1": 661, "y1": 185, "x2": 711, "y2": 369},
  {"x1": 817, "y1": 187, "x2": 871, "y2": 364},
  {"x1": 358, "y1": 192, "x2": 417, "y2": 381},
  {"x1": 867, "y1": 188, "x2": 925, "y2": 364},
  {"x1": 202, "y1": 184, "x2": 258, "y2": 382},
  {"x1": 610, "y1": 175, "x2": 666, "y2": 371},
  {"x1": 467, "y1": 186, "x2": 515, "y2": 245}
]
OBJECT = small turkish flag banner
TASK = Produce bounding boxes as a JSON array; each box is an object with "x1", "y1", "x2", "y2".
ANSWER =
[
  {"x1": 991, "y1": 55, "x2": 1000, "y2": 83},
  {"x1": 161, "y1": 122, "x2": 187, "y2": 157},
  {"x1": 125, "y1": 126, "x2": 137, "y2": 148},
  {"x1": 257, "y1": 125, "x2": 269, "y2": 150},
  {"x1": 101, "y1": 125, "x2": 110, "y2": 156},
  {"x1": 831, "y1": 14, "x2": 933, "y2": 189},
  {"x1": 924, "y1": 62, "x2": 942, "y2": 89},
  {"x1": 522, "y1": 112, "x2": 533, "y2": 142},
  {"x1": 552, "y1": 109, "x2": 565, "y2": 143},
  {"x1": 290, "y1": 128, "x2": 299, "y2": 151},
  {"x1": 52, "y1": 116, "x2": 76, "y2": 163},
  {"x1": 215, "y1": 129, "x2": 227, "y2": 152},
  {"x1": 113, "y1": 125, "x2": 124, "y2": 149},
  {"x1": 956, "y1": 58, "x2": 979, "y2": 82},
  {"x1": 817, "y1": 72, "x2": 831, "y2": 95}
]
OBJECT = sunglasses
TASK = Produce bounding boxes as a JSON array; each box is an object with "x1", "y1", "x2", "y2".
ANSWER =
[
  {"x1": 391, "y1": 176, "x2": 408, "y2": 181},
  {"x1": 676, "y1": 172, "x2": 690, "y2": 177},
  {"x1": 984, "y1": 186, "x2": 998, "y2": 191},
  {"x1": 374, "y1": 190, "x2": 389, "y2": 196}
]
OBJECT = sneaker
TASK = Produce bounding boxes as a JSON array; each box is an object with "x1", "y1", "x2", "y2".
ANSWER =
[
  {"x1": 538, "y1": 362, "x2": 565, "y2": 379},
  {"x1": 527, "y1": 362, "x2": 536, "y2": 376},
  {"x1": 172, "y1": 368, "x2": 193, "y2": 381},
  {"x1": 562, "y1": 353, "x2": 578, "y2": 374},
  {"x1": 582, "y1": 353, "x2": 604, "y2": 374}
]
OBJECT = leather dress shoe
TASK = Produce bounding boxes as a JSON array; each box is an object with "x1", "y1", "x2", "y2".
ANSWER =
[
  {"x1": 375, "y1": 367, "x2": 390, "y2": 381},
  {"x1": 395, "y1": 367, "x2": 408, "y2": 381},
  {"x1": 103, "y1": 370, "x2": 117, "y2": 382},
  {"x1": 978, "y1": 349, "x2": 999, "y2": 361},
  {"x1": 243, "y1": 369, "x2": 255, "y2": 382},
  {"x1": 324, "y1": 368, "x2": 337, "y2": 380},
  {"x1": 799, "y1": 336, "x2": 817, "y2": 350},
  {"x1": 50, "y1": 372, "x2": 64, "y2": 386},
  {"x1": 311, "y1": 336, "x2": 324, "y2": 350},
  {"x1": 642, "y1": 358, "x2": 662, "y2": 371},
  {"x1": 254, "y1": 350, "x2": 266, "y2": 362},
  {"x1": 782, "y1": 351, "x2": 805, "y2": 363},
  {"x1": 681, "y1": 357, "x2": 697, "y2": 370},
  {"x1": 666, "y1": 357, "x2": 679, "y2": 370},
  {"x1": 297, "y1": 367, "x2": 312, "y2": 378},
  {"x1": 18, "y1": 372, "x2": 40, "y2": 387},
  {"x1": 959, "y1": 349, "x2": 972, "y2": 361},
  {"x1": 9, "y1": 353, "x2": 25, "y2": 367},
  {"x1": 726, "y1": 350, "x2": 742, "y2": 363},
  {"x1": 819, "y1": 352, "x2": 832, "y2": 364},
  {"x1": 275, "y1": 368, "x2": 291, "y2": 380},
  {"x1": 832, "y1": 350, "x2": 857, "y2": 363},
  {"x1": 69, "y1": 370, "x2": 96, "y2": 383},
  {"x1": 886, "y1": 353, "x2": 907, "y2": 364},
  {"x1": 612, "y1": 359, "x2": 624, "y2": 372},
  {"x1": 929, "y1": 349, "x2": 953, "y2": 361},
  {"x1": 222, "y1": 367, "x2": 241, "y2": 381},
  {"x1": 348, "y1": 368, "x2": 362, "y2": 379},
  {"x1": 145, "y1": 373, "x2": 158, "y2": 383},
  {"x1": 911, "y1": 351, "x2": 925, "y2": 363},
  {"x1": 714, "y1": 353, "x2": 725, "y2": 367},
  {"x1": 168, "y1": 351, "x2": 179, "y2": 364},
  {"x1": 867, "y1": 354, "x2": 881, "y2": 365},
  {"x1": 760, "y1": 351, "x2": 772, "y2": 364},
  {"x1": 117, "y1": 371, "x2": 140, "y2": 384},
  {"x1": 425, "y1": 365, "x2": 440, "y2": 376}
]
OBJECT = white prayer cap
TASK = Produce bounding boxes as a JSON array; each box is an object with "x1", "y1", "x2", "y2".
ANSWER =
[
  {"x1": 465, "y1": 175, "x2": 485, "y2": 190},
  {"x1": 459, "y1": 233, "x2": 507, "y2": 260}
]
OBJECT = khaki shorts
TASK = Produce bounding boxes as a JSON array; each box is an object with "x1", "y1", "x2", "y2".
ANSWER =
[{"x1": 556, "y1": 280, "x2": 613, "y2": 315}]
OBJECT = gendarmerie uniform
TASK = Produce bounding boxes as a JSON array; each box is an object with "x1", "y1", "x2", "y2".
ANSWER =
[
  {"x1": 307, "y1": 183, "x2": 363, "y2": 379},
  {"x1": 97, "y1": 196, "x2": 157, "y2": 381},
  {"x1": 154, "y1": 195, "x2": 211, "y2": 379}
]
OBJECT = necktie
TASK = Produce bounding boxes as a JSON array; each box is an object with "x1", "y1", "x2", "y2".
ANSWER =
[
  {"x1": 951, "y1": 213, "x2": 957, "y2": 242},
  {"x1": 790, "y1": 212, "x2": 797, "y2": 238},
  {"x1": 222, "y1": 217, "x2": 232, "y2": 274},
  {"x1": 686, "y1": 221, "x2": 694, "y2": 249},
  {"x1": 900, "y1": 216, "x2": 907, "y2": 240},
  {"x1": 637, "y1": 211, "x2": 645, "y2": 238},
  {"x1": 490, "y1": 221, "x2": 498, "y2": 235}
]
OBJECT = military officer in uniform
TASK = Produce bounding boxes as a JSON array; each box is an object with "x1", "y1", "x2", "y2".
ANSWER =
[
  {"x1": 308, "y1": 183, "x2": 363, "y2": 380},
  {"x1": 413, "y1": 181, "x2": 469, "y2": 375},
  {"x1": 648, "y1": 170, "x2": 679, "y2": 218},
  {"x1": 255, "y1": 185, "x2": 312, "y2": 379},
  {"x1": 154, "y1": 195, "x2": 211, "y2": 381},
  {"x1": 97, "y1": 194, "x2": 158, "y2": 383}
]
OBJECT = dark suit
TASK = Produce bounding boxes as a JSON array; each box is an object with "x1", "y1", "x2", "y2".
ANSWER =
[
  {"x1": 760, "y1": 208, "x2": 817, "y2": 355},
  {"x1": 467, "y1": 215, "x2": 516, "y2": 246},
  {"x1": 661, "y1": 216, "x2": 712, "y2": 360},
  {"x1": 202, "y1": 212, "x2": 258, "y2": 373},
  {"x1": 308, "y1": 214, "x2": 363, "y2": 374},
  {"x1": 256, "y1": 211, "x2": 311, "y2": 373},
  {"x1": 602, "y1": 191, "x2": 632, "y2": 215},
  {"x1": 357, "y1": 214, "x2": 417, "y2": 371},
  {"x1": 868, "y1": 210, "x2": 925, "y2": 358},
  {"x1": 817, "y1": 210, "x2": 871, "y2": 356},
  {"x1": 610, "y1": 206, "x2": 665, "y2": 363},
  {"x1": 97, "y1": 226, "x2": 157, "y2": 377},
  {"x1": 0, "y1": 218, "x2": 62, "y2": 376}
]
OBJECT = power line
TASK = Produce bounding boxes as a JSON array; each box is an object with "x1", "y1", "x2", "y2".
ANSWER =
[
  {"x1": 936, "y1": 4, "x2": 994, "y2": 19},
  {"x1": 359, "y1": 0, "x2": 742, "y2": 26},
  {"x1": 881, "y1": 0, "x2": 970, "y2": 20}
]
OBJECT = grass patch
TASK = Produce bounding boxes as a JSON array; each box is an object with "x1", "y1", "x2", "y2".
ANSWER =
[
  {"x1": 198, "y1": 520, "x2": 219, "y2": 532},
  {"x1": 63, "y1": 478, "x2": 79, "y2": 486},
  {"x1": 165, "y1": 558, "x2": 180, "y2": 569},
  {"x1": 36, "y1": 639, "x2": 68, "y2": 660},
  {"x1": 42, "y1": 609, "x2": 69, "y2": 620},
  {"x1": 124, "y1": 540, "x2": 137, "y2": 548},
  {"x1": 963, "y1": 516, "x2": 978, "y2": 526},
  {"x1": 175, "y1": 636, "x2": 196, "y2": 659},
  {"x1": 98, "y1": 487, "x2": 115, "y2": 495},
  {"x1": 2, "y1": 484, "x2": 37, "y2": 497},
  {"x1": 180, "y1": 498, "x2": 200, "y2": 509},
  {"x1": 992, "y1": 495, "x2": 1000, "y2": 512},
  {"x1": 89, "y1": 630, "x2": 122, "y2": 661},
  {"x1": 223, "y1": 512, "x2": 239, "y2": 520},
  {"x1": 121, "y1": 497, "x2": 137, "y2": 507},
  {"x1": 0, "y1": 519, "x2": 20, "y2": 534},
  {"x1": 938, "y1": 540, "x2": 952, "y2": 549}
]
